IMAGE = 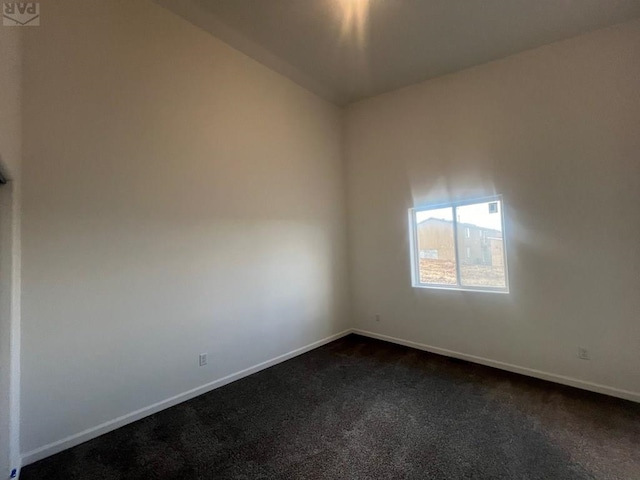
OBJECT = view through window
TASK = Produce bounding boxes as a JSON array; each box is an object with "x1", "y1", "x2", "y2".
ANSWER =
[{"x1": 411, "y1": 196, "x2": 508, "y2": 292}]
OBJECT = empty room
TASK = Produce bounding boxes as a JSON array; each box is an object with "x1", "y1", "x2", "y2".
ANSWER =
[{"x1": 0, "y1": 0, "x2": 639, "y2": 478}]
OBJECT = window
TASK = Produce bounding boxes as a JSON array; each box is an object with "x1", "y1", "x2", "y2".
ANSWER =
[{"x1": 409, "y1": 195, "x2": 508, "y2": 292}]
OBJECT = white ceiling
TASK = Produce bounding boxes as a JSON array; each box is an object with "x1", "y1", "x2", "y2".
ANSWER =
[{"x1": 157, "y1": 0, "x2": 640, "y2": 105}]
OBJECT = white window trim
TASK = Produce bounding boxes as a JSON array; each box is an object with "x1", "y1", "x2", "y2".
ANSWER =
[{"x1": 409, "y1": 194, "x2": 510, "y2": 294}]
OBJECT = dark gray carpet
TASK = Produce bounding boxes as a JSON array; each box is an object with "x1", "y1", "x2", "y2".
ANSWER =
[{"x1": 21, "y1": 334, "x2": 640, "y2": 480}]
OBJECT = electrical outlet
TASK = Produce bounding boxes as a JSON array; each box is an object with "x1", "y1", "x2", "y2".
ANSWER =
[
  {"x1": 578, "y1": 347, "x2": 590, "y2": 360},
  {"x1": 199, "y1": 353, "x2": 208, "y2": 366},
  {"x1": 375, "y1": 314, "x2": 381, "y2": 322}
]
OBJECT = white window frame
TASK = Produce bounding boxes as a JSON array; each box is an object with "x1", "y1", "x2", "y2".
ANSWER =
[{"x1": 409, "y1": 194, "x2": 509, "y2": 293}]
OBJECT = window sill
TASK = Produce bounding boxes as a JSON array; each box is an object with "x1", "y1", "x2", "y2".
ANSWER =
[{"x1": 412, "y1": 284, "x2": 509, "y2": 294}]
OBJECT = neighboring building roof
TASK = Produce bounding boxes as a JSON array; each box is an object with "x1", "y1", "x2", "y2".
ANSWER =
[{"x1": 417, "y1": 217, "x2": 502, "y2": 237}]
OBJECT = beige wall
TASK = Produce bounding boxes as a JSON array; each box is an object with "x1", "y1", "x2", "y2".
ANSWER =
[
  {"x1": 21, "y1": 0, "x2": 348, "y2": 456},
  {"x1": 0, "y1": 26, "x2": 21, "y2": 179},
  {"x1": 346, "y1": 20, "x2": 640, "y2": 398},
  {"x1": 0, "y1": 24, "x2": 22, "y2": 477}
]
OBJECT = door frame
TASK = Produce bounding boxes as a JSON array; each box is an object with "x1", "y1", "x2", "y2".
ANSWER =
[{"x1": 0, "y1": 181, "x2": 20, "y2": 478}]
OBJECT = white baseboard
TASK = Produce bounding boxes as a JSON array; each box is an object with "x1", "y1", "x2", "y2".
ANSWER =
[
  {"x1": 21, "y1": 329, "x2": 352, "y2": 467},
  {"x1": 352, "y1": 329, "x2": 640, "y2": 404},
  {"x1": 21, "y1": 327, "x2": 640, "y2": 469}
]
